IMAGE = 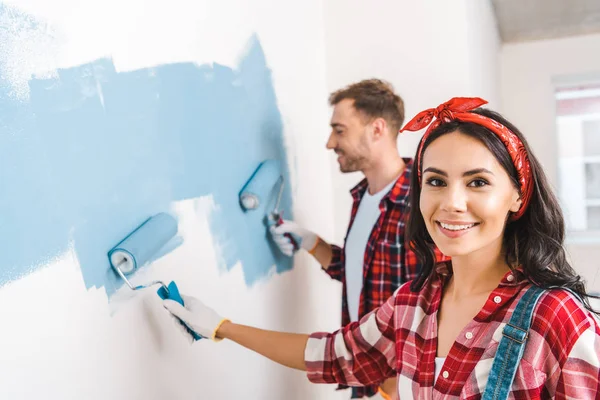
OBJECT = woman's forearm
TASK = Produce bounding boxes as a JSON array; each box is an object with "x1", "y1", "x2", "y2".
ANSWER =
[{"x1": 217, "y1": 321, "x2": 310, "y2": 371}]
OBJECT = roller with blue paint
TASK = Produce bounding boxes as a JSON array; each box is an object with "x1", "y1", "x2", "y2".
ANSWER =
[
  {"x1": 239, "y1": 159, "x2": 301, "y2": 252},
  {"x1": 108, "y1": 212, "x2": 202, "y2": 340}
]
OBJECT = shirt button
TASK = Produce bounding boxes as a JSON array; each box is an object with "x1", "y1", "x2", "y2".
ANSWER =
[
  {"x1": 494, "y1": 296, "x2": 502, "y2": 304},
  {"x1": 506, "y1": 274, "x2": 514, "y2": 282},
  {"x1": 442, "y1": 371, "x2": 449, "y2": 379},
  {"x1": 465, "y1": 332, "x2": 473, "y2": 339}
]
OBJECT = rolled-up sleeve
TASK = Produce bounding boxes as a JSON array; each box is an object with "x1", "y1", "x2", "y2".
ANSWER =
[
  {"x1": 324, "y1": 244, "x2": 344, "y2": 282},
  {"x1": 304, "y1": 289, "x2": 398, "y2": 386},
  {"x1": 555, "y1": 324, "x2": 600, "y2": 399}
]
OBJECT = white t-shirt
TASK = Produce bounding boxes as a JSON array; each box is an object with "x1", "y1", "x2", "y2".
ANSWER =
[
  {"x1": 434, "y1": 357, "x2": 446, "y2": 383},
  {"x1": 396, "y1": 357, "x2": 445, "y2": 393},
  {"x1": 344, "y1": 179, "x2": 397, "y2": 322}
]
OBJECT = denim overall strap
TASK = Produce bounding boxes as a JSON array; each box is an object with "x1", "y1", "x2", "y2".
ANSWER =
[{"x1": 482, "y1": 285, "x2": 546, "y2": 400}]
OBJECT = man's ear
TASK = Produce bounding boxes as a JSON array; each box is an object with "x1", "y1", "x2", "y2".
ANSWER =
[{"x1": 371, "y1": 117, "x2": 387, "y2": 141}]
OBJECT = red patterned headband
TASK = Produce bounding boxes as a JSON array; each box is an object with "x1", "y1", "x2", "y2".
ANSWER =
[{"x1": 400, "y1": 97, "x2": 532, "y2": 221}]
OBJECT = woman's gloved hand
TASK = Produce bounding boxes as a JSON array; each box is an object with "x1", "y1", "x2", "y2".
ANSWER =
[{"x1": 163, "y1": 294, "x2": 229, "y2": 343}]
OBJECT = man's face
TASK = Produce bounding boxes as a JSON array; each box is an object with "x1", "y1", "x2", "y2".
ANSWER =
[{"x1": 326, "y1": 99, "x2": 371, "y2": 173}]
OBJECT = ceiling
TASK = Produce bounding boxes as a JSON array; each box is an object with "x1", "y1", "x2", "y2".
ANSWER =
[{"x1": 491, "y1": 0, "x2": 600, "y2": 43}]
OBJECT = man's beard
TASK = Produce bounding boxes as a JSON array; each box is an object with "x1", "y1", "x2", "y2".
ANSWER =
[{"x1": 337, "y1": 151, "x2": 366, "y2": 173}]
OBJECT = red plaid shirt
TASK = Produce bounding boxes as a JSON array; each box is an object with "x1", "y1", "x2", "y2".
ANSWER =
[
  {"x1": 306, "y1": 262, "x2": 600, "y2": 399},
  {"x1": 324, "y1": 158, "x2": 448, "y2": 397}
]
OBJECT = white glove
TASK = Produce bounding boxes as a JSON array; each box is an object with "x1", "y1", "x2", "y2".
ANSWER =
[
  {"x1": 163, "y1": 295, "x2": 229, "y2": 343},
  {"x1": 269, "y1": 219, "x2": 318, "y2": 257}
]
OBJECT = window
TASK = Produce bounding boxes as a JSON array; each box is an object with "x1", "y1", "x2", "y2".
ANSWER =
[{"x1": 555, "y1": 83, "x2": 600, "y2": 242}]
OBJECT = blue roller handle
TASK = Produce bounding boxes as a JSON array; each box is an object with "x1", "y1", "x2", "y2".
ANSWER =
[{"x1": 157, "y1": 281, "x2": 203, "y2": 341}]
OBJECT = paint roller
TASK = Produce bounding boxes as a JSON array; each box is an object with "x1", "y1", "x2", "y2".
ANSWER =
[
  {"x1": 108, "y1": 212, "x2": 202, "y2": 341},
  {"x1": 239, "y1": 159, "x2": 301, "y2": 252}
]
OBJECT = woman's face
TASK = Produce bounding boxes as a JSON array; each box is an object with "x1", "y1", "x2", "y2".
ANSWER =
[{"x1": 419, "y1": 131, "x2": 521, "y2": 258}]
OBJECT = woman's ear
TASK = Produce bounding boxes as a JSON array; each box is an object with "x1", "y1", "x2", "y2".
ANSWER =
[{"x1": 510, "y1": 193, "x2": 522, "y2": 213}]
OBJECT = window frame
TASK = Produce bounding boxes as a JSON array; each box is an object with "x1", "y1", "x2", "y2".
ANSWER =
[{"x1": 553, "y1": 74, "x2": 600, "y2": 245}]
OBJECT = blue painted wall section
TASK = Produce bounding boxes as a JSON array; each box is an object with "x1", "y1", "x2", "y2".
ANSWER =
[{"x1": 0, "y1": 5, "x2": 294, "y2": 295}]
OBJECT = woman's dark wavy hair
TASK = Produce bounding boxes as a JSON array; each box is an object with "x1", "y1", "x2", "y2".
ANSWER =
[{"x1": 406, "y1": 107, "x2": 599, "y2": 314}]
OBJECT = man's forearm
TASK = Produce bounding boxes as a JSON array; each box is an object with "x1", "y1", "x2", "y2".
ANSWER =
[
  {"x1": 310, "y1": 237, "x2": 333, "y2": 269},
  {"x1": 217, "y1": 321, "x2": 309, "y2": 371}
]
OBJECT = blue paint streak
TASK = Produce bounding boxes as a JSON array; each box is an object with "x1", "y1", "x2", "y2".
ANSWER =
[{"x1": 0, "y1": 6, "x2": 293, "y2": 295}]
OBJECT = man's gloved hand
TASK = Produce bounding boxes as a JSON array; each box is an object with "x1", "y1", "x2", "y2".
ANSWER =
[
  {"x1": 163, "y1": 294, "x2": 229, "y2": 343},
  {"x1": 269, "y1": 219, "x2": 318, "y2": 257}
]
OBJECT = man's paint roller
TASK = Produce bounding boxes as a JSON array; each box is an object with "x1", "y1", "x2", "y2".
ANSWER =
[
  {"x1": 108, "y1": 212, "x2": 202, "y2": 341},
  {"x1": 239, "y1": 159, "x2": 301, "y2": 252}
]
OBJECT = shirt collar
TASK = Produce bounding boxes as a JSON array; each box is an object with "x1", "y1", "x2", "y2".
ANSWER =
[
  {"x1": 350, "y1": 158, "x2": 413, "y2": 205},
  {"x1": 431, "y1": 262, "x2": 529, "y2": 321},
  {"x1": 433, "y1": 261, "x2": 527, "y2": 287}
]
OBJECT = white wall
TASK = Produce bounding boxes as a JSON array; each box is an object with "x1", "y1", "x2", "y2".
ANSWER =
[
  {"x1": 501, "y1": 33, "x2": 600, "y2": 291},
  {"x1": 322, "y1": 0, "x2": 501, "y2": 242},
  {"x1": 0, "y1": 1, "x2": 347, "y2": 399},
  {"x1": 465, "y1": 0, "x2": 501, "y2": 109}
]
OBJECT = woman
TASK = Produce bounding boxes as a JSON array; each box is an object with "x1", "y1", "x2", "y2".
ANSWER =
[{"x1": 163, "y1": 98, "x2": 600, "y2": 399}]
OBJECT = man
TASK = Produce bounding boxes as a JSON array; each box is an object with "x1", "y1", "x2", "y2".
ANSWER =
[{"x1": 271, "y1": 79, "x2": 446, "y2": 399}]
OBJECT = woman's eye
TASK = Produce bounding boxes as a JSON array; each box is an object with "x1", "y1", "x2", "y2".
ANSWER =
[
  {"x1": 425, "y1": 178, "x2": 445, "y2": 187},
  {"x1": 468, "y1": 179, "x2": 488, "y2": 187}
]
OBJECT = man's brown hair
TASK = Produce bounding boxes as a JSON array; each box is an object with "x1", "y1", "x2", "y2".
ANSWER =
[{"x1": 329, "y1": 79, "x2": 405, "y2": 135}]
